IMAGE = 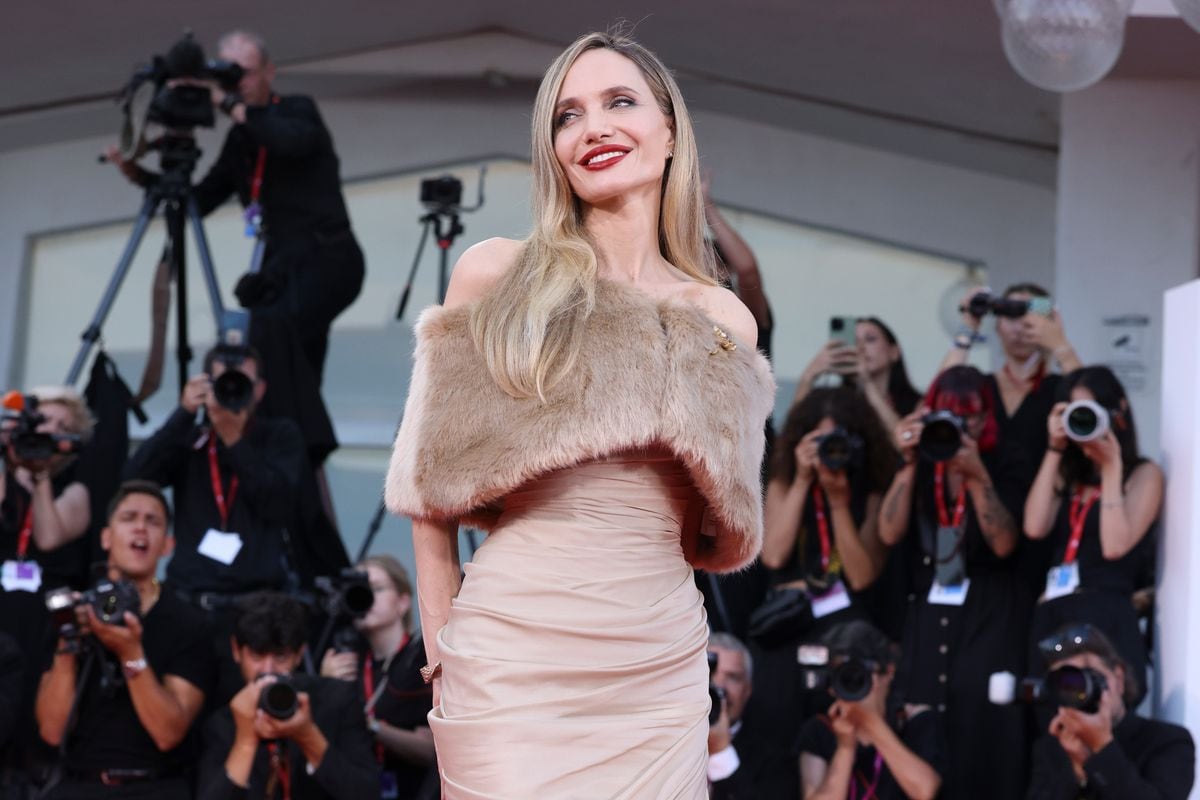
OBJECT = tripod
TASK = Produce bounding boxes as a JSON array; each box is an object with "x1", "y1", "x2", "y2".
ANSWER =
[{"x1": 65, "y1": 132, "x2": 245, "y2": 389}]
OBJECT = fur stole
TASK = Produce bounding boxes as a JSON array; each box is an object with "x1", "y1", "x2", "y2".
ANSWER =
[{"x1": 384, "y1": 279, "x2": 776, "y2": 573}]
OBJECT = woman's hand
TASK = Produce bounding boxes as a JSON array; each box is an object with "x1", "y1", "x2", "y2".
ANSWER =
[
  {"x1": 804, "y1": 340, "x2": 858, "y2": 380},
  {"x1": 828, "y1": 701, "x2": 858, "y2": 751},
  {"x1": 1047, "y1": 401, "x2": 1069, "y2": 452},
  {"x1": 320, "y1": 649, "x2": 358, "y2": 682},
  {"x1": 794, "y1": 430, "x2": 823, "y2": 486},
  {"x1": 959, "y1": 288, "x2": 989, "y2": 332},
  {"x1": 949, "y1": 433, "x2": 989, "y2": 486},
  {"x1": 1080, "y1": 430, "x2": 1122, "y2": 475},
  {"x1": 817, "y1": 466, "x2": 851, "y2": 509},
  {"x1": 1023, "y1": 309, "x2": 1069, "y2": 354},
  {"x1": 894, "y1": 408, "x2": 926, "y2": 464}
]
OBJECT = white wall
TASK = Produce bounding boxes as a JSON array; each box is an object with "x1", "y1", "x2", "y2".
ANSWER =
[{"x1": 0, "y1": 91, "x2": 1057, "y2": 387}]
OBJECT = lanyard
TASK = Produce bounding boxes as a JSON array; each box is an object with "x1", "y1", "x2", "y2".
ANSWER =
[
  {"x1": 265, "y1": 741, "x2": 291, "y2": 800},
  {"x1": 249, "y1": 146, "x2": 267, "y2": 205},
  {"x1": 811, "y1": 487, "x2": 832, "y2": 572},
  {"x1": 363, "y1": 634, "x2": 411, "y2": 765},
  {"x1": 207, "y1": 437, "x2": 239, "y2": 530},
  {"x1": 933, "y1": 463, "x2": 966, "y2": 530},
  {"x1": 1064, "y1": 488, "x2": 1100, "y2": 566},
  {"x1": 849, "y1": 752, "x2": 884, "y2": 800},
  {"x1": 17, "y1": 505, "x2": 32, "y2": 561}
]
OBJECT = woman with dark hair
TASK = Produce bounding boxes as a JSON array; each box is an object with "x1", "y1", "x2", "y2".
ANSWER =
[
  {"x1": 878, "y1": 365, "x2": 1027, "y2": 799},
  {"x1": 753, "y1": 387, "x2": 893, "y2": 746},
  {"x1": 857, "y1": 317, "x2": 922, "y2": 430},
  {"x1": 1023, "y1": 366, "x2": 1161, "y2": 704}
]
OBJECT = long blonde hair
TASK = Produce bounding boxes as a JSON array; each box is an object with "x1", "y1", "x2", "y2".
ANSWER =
[{"x1": 470, "y1": 32, "x2": 717, "y2": 400}]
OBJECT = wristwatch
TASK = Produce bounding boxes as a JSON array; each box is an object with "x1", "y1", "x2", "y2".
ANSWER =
[
  {"x1": 420, "y1": 661, "x2": 442, "y2": 684},
  {"x1": 953, "y1": 330, "x2": 976, "y2": 350},
  {"x1": 123, "y1": 657, "x2": 148, "y2": 680}
]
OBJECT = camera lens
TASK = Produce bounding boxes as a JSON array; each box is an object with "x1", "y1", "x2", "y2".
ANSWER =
[
  {"x1": 213, "y1": 370, "x2": 254, "y2": 411},
  {"x1": 918, "y1": 414, "x2": 963, "y2": 462},
  {"x1": 1046, "y1": 665, "x2": 1104, "y2": 714},
  {"x1": 259, "y1": 677, "x2": 299, "y2": 720},
  {"x1": 1063, "y1": 400, "x2": 1109, "y2": 443},
  {"x1": 817, "y1": 433, "x2": 851, "y2": 471},
  {"x1": 343, "y1": 583, "x2": 375, "y2": 617},
  {"x1": 1067, "y1": 407, "x2": 1096, "y2": 437},
  {"x1": 832, "y1": 659, "x2": 873, "y2": 702}
]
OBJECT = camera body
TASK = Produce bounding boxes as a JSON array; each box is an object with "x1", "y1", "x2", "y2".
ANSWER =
[
  {"x1": 258, "y1": 674, "x2": 300, "y2": 720},
  {"x1": 962, "y1": 293, "x2": 1054, "y2": 320},
  {"x1": 798, "y1": 644, "x2": 879, "y2": 702},
  {"x1": 45, "y1": 577, "x2": 142, "y2": 642},
  {"x1": 420, "y1": 175, "x2": 464, "y2": 214},
  {"x1": 315, "y1": 568, "x2": 374, "y2": 620},
  {"x1": 988, "y1": 665, "x2": 1108, "y2": 714},
  {"x1": 125, "y1": 32, "x2": 245, "y2": 133},
  {"x1": 816, "y1": 427, "x2": 863, "y2": 472},
  {"x1": 208, "y1": 345, "x2": 256, "y2": 412},
  {"x1": 1063, "y1": 399, "x2": 1110, "y2": 443},
  {"x1": 1, "y1": 393, "x2": 83, "y2": 463},
  {"x1": 918, "y1": 410, "x2": 966, "y2": 463}
]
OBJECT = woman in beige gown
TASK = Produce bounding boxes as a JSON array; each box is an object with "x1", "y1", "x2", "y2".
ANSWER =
[{"x1": 385, "y1": 32, "x2": 775, "y2": 799}]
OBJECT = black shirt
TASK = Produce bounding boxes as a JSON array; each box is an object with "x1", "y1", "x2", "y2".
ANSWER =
[
  {"x1": 44, "y1": 591, "x2": 214, "y2": 772},
  {"x1": 124, "y1": 410, "x2": 305, "y2": 593},
  {"x1": 0, "y1": 465, "x2": 87, "y2": 590},
  {"x1": 1046, "y1": 487, "x2": 1153, "y2": 596},
  {"x1": 1028, "y1": 713, "x2": 1195, "y2": 799},
  {"x1": 198, "y1": 673, "x2": 379, "y2": 800},
  {"x1": 193, "y1": 95, "x2": 351, "y2": 242},
  {"x1": 361, "y1": 636, "x2": 433, "y2": 796},
  {"x1": 797, "y1": 710, "x2": 947, "y2": 800}
]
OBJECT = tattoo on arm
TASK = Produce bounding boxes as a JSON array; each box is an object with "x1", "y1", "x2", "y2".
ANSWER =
[{"x1": 977, "y1": 484, "x2": 1016, "y2": 545}]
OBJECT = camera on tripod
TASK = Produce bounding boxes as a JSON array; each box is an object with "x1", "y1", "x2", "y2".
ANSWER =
[
  {"x1": 420, "y1": 176, "x2": 464, "y2": 215},
  {"x1": 45, "y1": 577, "x2": 141, "y2": 645},
  {"x1": 798, "y1": 644, "x2": 881, "y2": 702},
  {"x1": 0, "y1": 392, "x2": 83, "y2": 463},
  {"x1": 989, "y1": 665, "x2": 1108, "y2": 714}
]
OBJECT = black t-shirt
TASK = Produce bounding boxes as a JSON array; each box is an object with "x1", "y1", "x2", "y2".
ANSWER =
[
  {"x1": 361, "y1": 635, "x2": 433, "y2": 795},
  {"x1": 0, "y1": 465, "x2": 88, "y2": 590},
  {"x1": 797, "y1": 710, "x2": 946, "y2": 800},
  {"x1": 124, "y1": 411, "x2": 306, "y2": 593},
  {"x1": 44, "y1": 591, "x2": 214, "y2": 772},
  {"x1": 770, "y1": 480, "x2": 870, "y2": 588}
]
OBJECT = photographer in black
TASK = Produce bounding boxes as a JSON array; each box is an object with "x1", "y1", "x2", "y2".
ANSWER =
[
  {"x1": 124, "y1": 344, "x2": 304, "y2": 698},
  {"x1": 1028, "y1": 624, "x2": 1194, "y2": 799},
  {"x1": 35, "y1": 480, "x2": 213, "y2": 799},
  {"x1": 798, "y1": 620, "x2": 945, "y2": 800},
  {"x1": 320, "y1": 556, "x2": 434, "y2": 798},
  {"x1": 106, "y1": 30, "x2": 363, "y2": 392},
  {"x1": 198, "y1": 592, "x2": 377, "y2": 800}
]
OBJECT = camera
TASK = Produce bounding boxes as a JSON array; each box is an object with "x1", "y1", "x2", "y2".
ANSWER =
[
  {"x1": 816, "y1": 427, "x2": 863, "y2": 472},
  {"x1": 420, "y1": 175, "x2": 464, "y2": 214},
  {"x1": 121, "y1": 32, "x2": 244, "y2": 135},
  {"x1": 707, "y1": 651, "x2": 725, "y2": 726},
  {"x1": 988, "y1": 665, "x2": 1108, "y2": 714},
  {"x1": 0, "y1": 392, "x2": 83, "y2": 463},
  {"x1": 315, "y1": 568, "x2": 374, "y2": 620},
  {"x1": 208, "y1": 344, "x2": 256, "y2": 412},
  {"x1": 1062, "y1": 399, "x2": 1110, "y2": 443},
  {"x1": 961, "y1": 293, "x2": 1054, "y2": 320},
  {"x1": 258, "y1": 674, "x2": 300, "y2": 720},
  {"x1": 45, "y1": 577, "x2": 141, "y2": 642},
  {"x1": 798, "y1": 644, "x2": 879, "y2": 702},
  {"x1": 918, "y1": 410, "x2": 965, "y2": 462}
]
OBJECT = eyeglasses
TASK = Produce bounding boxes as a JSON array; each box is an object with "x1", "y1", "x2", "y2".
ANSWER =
[{"x1": 1037, "y1": 623, "x2": 1104, "y2": 665}]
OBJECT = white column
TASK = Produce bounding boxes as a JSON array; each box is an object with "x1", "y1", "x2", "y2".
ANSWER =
[{"x1": 1158, "y1": 281, "x2": 1200, "y2": 737}]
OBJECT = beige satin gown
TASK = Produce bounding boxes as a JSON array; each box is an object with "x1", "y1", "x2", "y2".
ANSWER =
[{"x1": 429, "y1": 447, "x2": 711, "y2": 799}]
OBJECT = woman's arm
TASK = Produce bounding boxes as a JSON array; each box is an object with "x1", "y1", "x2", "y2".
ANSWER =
[
  {"x1": 860, "y1": 381, "x2": 901, "y2": 438},
  {"x1": 800, "y1": 748, "x2": 855, "y2": 800},
  {"x1": 1024, "y1": 452, "x2": 1064, "y2": 541},
  {"x1": 879, "y1": 464, "x2": 916, "y2": 547},
  {"x1": 412, "y1": 518, "x2": 461, "y2": 704},
  {"x1": 860, "y1": 714, "x2": 942, "y2": 800},
  {"x1": 30, "y1": 476, "x2": 90, "y2": 551},
  {"x1": 762, "y1": 478, "x2": 811, "y2": 571},
  {"x1": 375, "y1": 722, "x2": 436, "y2": 765},
  {"x1": 1098, "y1": 460, "x2": 1163, "y2": 561},
  {"x1": 821, "y1": 473, "x2": 881, "y2": 591}
]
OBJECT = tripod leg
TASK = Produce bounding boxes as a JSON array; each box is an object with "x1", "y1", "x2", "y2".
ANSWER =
[
  {"x1": 64, "y1": 193, "x2": 161, "y2": 386},
  {"x1": 187, "y1": 197, "x2": 227, "y2": 320},
  {"x1": 165, "y1": 200, "x2": 190, "y2": 392}
]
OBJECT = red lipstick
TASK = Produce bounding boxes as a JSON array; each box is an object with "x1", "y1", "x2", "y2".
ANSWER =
[{"x1": 578, "y1": 145, "x2": 632, "y2": 170}]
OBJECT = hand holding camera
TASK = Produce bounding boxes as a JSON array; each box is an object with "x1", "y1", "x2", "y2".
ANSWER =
[
  {"x1": 793, "y1": 430, "x2": 823, "y2": 486},
  {"x1": 84, "y1": 604, "x2": 145, "y2": 663},
  {"x1": 894, "y1": 408, "x2": 926, "y2": 464}
]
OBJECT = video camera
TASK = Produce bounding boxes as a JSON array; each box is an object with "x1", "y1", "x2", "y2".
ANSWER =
[
  {"x1": 816, "y1": 427, "x2": 863, "y2": 472},
  {"x1": 918, "y1": 410, "x2": 965, "y2": 463},
  {"x1": 420, "y1": 176, "x2": 464, "y2": 215},
  {"x1": 45, "y1": 576, "x2": 141, "y2": 647},
  {"x1": 989, "y1": 665, "x2": 1108, "y2": 714},
  {"x1": 960, "y1": 292, "x2": 1053, "y2": 320},
  {"x1": 0, "y1": 392, "x2": 83, "y2": 463},
  {"x1": 798, "y1": 644, "x2": 880, "y2": 702},
  {"x1": 120, "y1": 31, "x2": 243, "y2": 135}
]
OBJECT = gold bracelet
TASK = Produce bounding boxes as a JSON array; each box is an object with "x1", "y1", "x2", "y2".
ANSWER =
[{"x1": 420, "y1": 661, "x2": 442, "y2": 684}]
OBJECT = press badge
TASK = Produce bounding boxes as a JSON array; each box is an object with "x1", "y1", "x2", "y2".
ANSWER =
[
  {"x1": 927, "y1": 578, "x2": 970, "y2": 606},
  {"x1": 1, "y1": 560, "x2": 42, "y2": 593},
  {"x1": 197, "y1": 529, "x2": 243, "y2": 566},
  {"x1": 1043, "y1": 562, "x2": 1080, "y2": 601},
  {"x1": 810, "y1": 580, "x2": 852, "y2": 619},
  {"x1": 380, "y1": 770, "x2": 399, "y2": 800}
]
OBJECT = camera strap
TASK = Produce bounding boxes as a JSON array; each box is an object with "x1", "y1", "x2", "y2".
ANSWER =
[
  {"x1": 933, "y1": 463, "x2": 966, "y2": 532},
  {"x1": 1064, "y1": 487, "x2": 1100, "y2": 566},
  {"x1": 363, "y1": 633, "x2": 411, "y2": 764},
  {"x1": 207, "y1": 437, "x2": 239, "y2": 530},
  {"x1": 265, "y1": 741, "x2": 292, "y2": 800},
  {"x1": 17, "y1": 505, "x2": 32, "y2": 561},
  {"x1": 810, "y1": 487, "x2": 833, "y2": 573},
  {"x1": 851, "y1": 752, "x2": 884, "y2": 800}
]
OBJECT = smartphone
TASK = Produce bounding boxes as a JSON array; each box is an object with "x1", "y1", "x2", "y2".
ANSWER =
[
  {"x1": 1026, "y1": 297, "x2": 1054, "y2": 317},
  {"x1": 829, "y1": 316, "x2": 857, "y2": 349}
]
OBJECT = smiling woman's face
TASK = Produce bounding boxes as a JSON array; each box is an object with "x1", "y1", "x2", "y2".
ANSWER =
[{"x1": 552, "y1": 48, "x2": 674, "y2": 207}]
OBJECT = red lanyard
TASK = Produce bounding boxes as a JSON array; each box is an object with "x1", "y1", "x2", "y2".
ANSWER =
[
  {"x1": 1064, "y1": 488, "x2": 1100, "y2": 566},
  {"x1": 207, "y1": 437, "x2": 239, "y2": 530},
  {"x1": 16, "y1": 506, "x2": 32, "y2": 561},
  {"x1": 250, "y1": 146, "x2": 267, "y2": 204},
  {"x1": 266, "y1": 741, "x2": 291, "y2": 800},
  {"x1": 850, "y1": 752, "x2": 884, "y2": 800},
  {"x1": 933, "y1": 463, "x2": 966, "y2": 530},
  {"x1": 810, "y1": 486, "x2": 832, "y2": 572},
  {"x1": 1003, "y1": 358, "x2": 1046, "y2": 395}
]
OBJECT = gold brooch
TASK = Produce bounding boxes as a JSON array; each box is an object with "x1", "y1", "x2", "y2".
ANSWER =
[{"x1": 709, "y1": 326, "x2": 737, "y2": 355}]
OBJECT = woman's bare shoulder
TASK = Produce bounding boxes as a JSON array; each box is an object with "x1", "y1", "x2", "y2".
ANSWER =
[
  {"x1": 680, "y1": 282, "x2": 758, "y2": 349},
  {"x1": 443, "y1": 237, "x2": 524, "y2": 309}
]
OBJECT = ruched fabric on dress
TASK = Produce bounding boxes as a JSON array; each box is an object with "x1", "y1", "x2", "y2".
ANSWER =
[{"x1": 431, "y1": 449, "x2": 711, "y2": 799}]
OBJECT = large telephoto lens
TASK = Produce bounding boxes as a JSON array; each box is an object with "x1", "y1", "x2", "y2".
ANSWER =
[
  {"x1": 1063, "y1": 400, "x2": 1109, "y2": 443},
  {"x1": 918, "y1": 412, "x2": 965, "y2": 462}
]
